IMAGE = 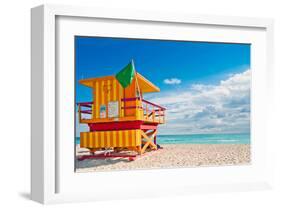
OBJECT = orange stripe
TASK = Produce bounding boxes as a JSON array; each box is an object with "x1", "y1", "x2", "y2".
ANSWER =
[
  {"x1": 134, "y1": 130, "x2": 137, "y2": 146},
  {"x1": 92, "y1": 85, "x2": 95, "y2": 119},
  {"x1": 95, "y1": 81, "x2": 99, "y2": 119},
  {"x1": 107, "y1": 131, "x2": 110, "y2": 147},
  {"x1": 109, "y1": 131, "x2": 113, "y2": 147},
  {"x1": 92, "y1": 132, "x2": 95, "y2": 147},
  {"x1": 95, "y1": 131, "x2": 98, "y2": 147},
  {"x1": 82, "y1": 133, "x2": 85, "y2": 148},
  {"x1": 128, "y1": 130, "x2": 131, "y2": 146},
  {"x1": 87, "y1": 133, "x2": 90, "y2": 147},
  {"x1": 116, "y1": 131, "x2": 119, "y2": 147},
  {"x1": 113, "y1": 79, "x2": 117, "y2": 101},
  {"x1": 122, "y1": 131, "x2": 126, "y2": 147},
  {"x1": 104, "y1": 132, "x2": 107, "y2": 147},
  {"x1": 116, "y1": 79, "x2": 120, "y2": 100},
  {"x1": 118, "y1": 130, "x2": 122, "y2": 147},
  {"x1": 101, "y1": 80, "x2": 105, "y2": 105},
  {"x1": 89, "y1": 132, "x2": 93, "y2": 148},
  {"x1": 81, "y1": 133, "x2": 85, "y2": 147},
  {"x1": 106, "y1": 131, "x2": 110, "y2": 147},
  {"x1": 105, "y1": 81, "x2": 108, "y2": 118},
  {"x1": 85, "y1": 133, "x2": 88, "y2": 148},
  {"x1": 103, "y1": 131, "x2": 106, "y2": 147},
  {"x1": 104, "y1": 131, "x2": 107, "y2": 147},
  {"x1": 130, "y1": 130, "x2": 135, "y2": 146},
  {"x1": 119, "y1": 131, "x2": 122, "y2": 147},
  {"x1": 135, "y1": 130, "x2": 138, "y2": 146},
  {"x1": 107, "y1": 80, "x2": 111, "y2": 102},
  {"x1": 83, "y1": 133, "x2": 86, "y2": 147},
  {"x1": 100, "y1": 132, "x2": 104, "y2": 147},
  {"x1": 115, "y1": 131, "x2": 118, "y2": 147},
  {"x1": 133, "y1": 130, "x2": 136, "y2": 146},
  {"x1": 113, "y1": 131, "x2": 117, "y2": 147},
  {"x1": 119, "y1": 83, "x2": 123, "y2": 117},
  {"x1": 125, "y1": 130, "x2": 129, "y2": 146},
  {"x1": 136, "y1": 130, "x2": 140, "y2": 146},
  {"x1": 114, "y1": 80, "x2": 120, "y2": 117}
]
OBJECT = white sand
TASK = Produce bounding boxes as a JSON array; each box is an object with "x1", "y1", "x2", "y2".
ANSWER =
[{"x1": 75, "y1": 144, "x2": 250, "y2": 172}]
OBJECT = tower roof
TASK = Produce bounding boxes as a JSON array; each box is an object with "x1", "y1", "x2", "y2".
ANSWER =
[{"x1": 79, "y1": 73, "x2": 160, "y2": 93}]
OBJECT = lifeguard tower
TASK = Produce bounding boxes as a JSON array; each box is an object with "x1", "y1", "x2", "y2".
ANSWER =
[{"x1": 77, "y1": 61, "x2": 166, "y2": 155}]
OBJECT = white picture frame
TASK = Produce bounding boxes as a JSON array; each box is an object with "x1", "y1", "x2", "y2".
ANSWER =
[{"x1": 31, "y1": 4, "x2": 274, "y2": 204}]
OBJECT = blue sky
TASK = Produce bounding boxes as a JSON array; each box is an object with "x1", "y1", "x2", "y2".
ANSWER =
[{"x1": 75, "y1": 36, "x2": 251, "y2": 135}]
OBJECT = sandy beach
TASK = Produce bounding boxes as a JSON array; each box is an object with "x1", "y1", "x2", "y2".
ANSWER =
[{"x1": 75, "y1": 144, "x2": 250, "y2": 172}]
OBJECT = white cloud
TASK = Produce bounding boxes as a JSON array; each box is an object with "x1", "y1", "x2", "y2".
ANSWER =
[
  {"x1": 149, "y1": 69, "x2": 251, "y2": 135},
  {"x1": 163, "y1": 78, "x2": 181, "y2": 85}
]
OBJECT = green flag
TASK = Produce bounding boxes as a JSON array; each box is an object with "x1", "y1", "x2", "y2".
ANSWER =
[{"x1": 115, "y1": 60, "x2": 135, "y2": 88}]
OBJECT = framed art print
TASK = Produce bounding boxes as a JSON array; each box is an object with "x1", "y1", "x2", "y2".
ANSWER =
[{"x1": 31, "y1": 4, "x2": 274, "y2": 204}]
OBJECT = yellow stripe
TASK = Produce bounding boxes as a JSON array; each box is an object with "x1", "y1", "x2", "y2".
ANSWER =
[
  {"x1": 116, "y1": 130, "x2": 120, "y2": 147},
  {"x1": 86, "y1": 132, "x2": 89, "y2": 148},
  {"x1": 103, "y1": 131, "x2": 106, "y2": 147},
  {"x1": 134, "y1": 130, "x2": 137, "y2": 146},
  {"x1": 100, "y1": 131, "x2": 104, "y2": 147},
  {"x1": 95, "y1": 131, "x2": 98, "y2": 147},
  {"x1": 106, "y1": 131, "x2": 110, "y2": 147},
  {"x1": 107, "y1": 80, "x2": 111, "y2": 102},
  {"x1": 113, "y1": 131, "x2": 117, "y2": 147},
  {"x1": 104, "y1": 131, "x2": 107, "y2": 147},
  {"x1": 118, "y1": 131, "x2": 122, "y2": 147},
  {"x1": 134, "y1": 130, "x2": 136, "y2": 146},
  {"x1": 95, "y1": 81, "x2": 99, "y2": 118},
  {"x1": 101, "y1": 81, "x2": 105, "y2": 105},
  {"x1": 85, "y1": 133, "x2": 89, "y2": 148},
  {"x1": 136, "y1": 130, "x2": 140, "y2": 145},
  {"x1": 122, "y1": 131, "x2": 126, "y2": 147},
  {"x1": 96, "y1": 132, "x2": 100, "y2": 147},
  {"x1": 113, "y1": 79, "x2": 116, "y2": 100},
  {"x1": 119, "y1": 85, "x2": 123, "y2": 117},
  {"x1": 87, "y1": 133, "x2": 90, "y2": 147},
  {"x1": 92, "y1": 84, "x2": 95, "y2": 119},
  {"x1": 128, "y1": 130, "x2": 131, "y2": 146},
  {"x1": 110, "y1": 131, "x2": 113, "y2": 147},
  {"x1": 89, "y1": 132, "x2": 93, "y2": 148},
  {"x1": 92, "y1": 132, "x2": 95, "y2": 147},
  {"x1": 114, "y1": 79, "x2": 121, "y2": 117},
  {"x1": 125, "y1": 130, "x2": 129, "y2": 146},
  {"x1": 82, "y1": 133, "x2": 86, "y2": 148},
  {"x1": 130, "y1": 130, "x2": 135, "y2": 146},
  {"x1": 115, "y1": 130, "x2": 118, "y2": 147}
]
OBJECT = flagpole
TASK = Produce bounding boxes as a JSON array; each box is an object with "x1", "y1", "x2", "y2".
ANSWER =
[{"x1": 132, "y1": 59, "x2": 142, "y2": 103}]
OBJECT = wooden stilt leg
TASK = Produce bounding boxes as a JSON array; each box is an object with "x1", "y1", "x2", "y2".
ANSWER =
[
  {"x1": 140, "y1": 130, "x2": 157, "y2": 154},
  {"x1": 137, "y1": 146, "x2": 142, "y2": 155}
]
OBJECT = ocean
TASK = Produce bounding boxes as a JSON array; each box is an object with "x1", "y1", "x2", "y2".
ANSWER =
[{"x1": 75, "y1": 133, "x2": 250, "y2": 145}]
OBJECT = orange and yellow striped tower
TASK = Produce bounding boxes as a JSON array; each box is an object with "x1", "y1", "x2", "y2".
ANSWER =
[{"x1": 77, "y1": 63, "x2": 166, "y2": 155}]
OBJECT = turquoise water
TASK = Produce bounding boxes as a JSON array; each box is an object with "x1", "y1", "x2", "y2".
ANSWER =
[{"x1": 75, "y1": 133, "x2": 250, "y2": 145}]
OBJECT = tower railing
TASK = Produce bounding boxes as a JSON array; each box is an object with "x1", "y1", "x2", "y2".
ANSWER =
[
  {"x1": 77, "y1": 101, "x2": 93, "y2": 122},
  {"x1": 77, "y1": 97, "x2": 166, "y2": 123},
  {"x1": 121, "y1": 97, "x2": 166, "y2": 123}
]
